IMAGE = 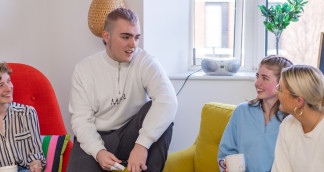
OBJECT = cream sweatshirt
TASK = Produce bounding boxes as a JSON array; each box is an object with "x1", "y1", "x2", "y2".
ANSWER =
[
  {"x1": 272, "y1": 115, "x2": 324, "y2": 172},
  {"x1": 69, "y1": 48, "x2": 177, "y2": 159}
]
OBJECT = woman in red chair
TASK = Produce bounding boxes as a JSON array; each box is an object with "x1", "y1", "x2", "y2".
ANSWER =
[{"x1": 0, "y1": 62, "x2": 45, "y2": 172}]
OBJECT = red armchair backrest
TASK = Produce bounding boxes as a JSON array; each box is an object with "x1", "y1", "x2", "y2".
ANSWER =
[{"x1": 7, "y1": 63, "x2": 72, "y2": 172}]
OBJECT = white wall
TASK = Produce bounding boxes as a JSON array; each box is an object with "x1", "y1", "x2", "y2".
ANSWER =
[
  {"x1": 124, "y1": 0, "x2": 144, "y2": 49},
  {"x1": 0, "y1": 0, "x2": 49, "y2": 77},
  {"x1": 0, "y1": 0, "x2": 256, "y2": 153},
  {"x1": 46, "y1": 0, "x2": 104, "y2": 139},
  {"x1": 143, "y1": 0, "x2": 189, "y2": 74}
]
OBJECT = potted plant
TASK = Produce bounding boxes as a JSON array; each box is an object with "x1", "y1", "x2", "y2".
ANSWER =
[{"x1": 259, "y1": 0, "x2": 308, "y2": 55}]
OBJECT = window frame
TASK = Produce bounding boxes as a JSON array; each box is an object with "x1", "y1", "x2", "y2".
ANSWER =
[{"x1": 189, "y1": 0, "x2": 267, "y2": 72}]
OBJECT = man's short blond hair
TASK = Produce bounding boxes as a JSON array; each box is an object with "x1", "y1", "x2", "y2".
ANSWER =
[{"x1": 104, "y1": 8, "x2": 139, "y2": 34}]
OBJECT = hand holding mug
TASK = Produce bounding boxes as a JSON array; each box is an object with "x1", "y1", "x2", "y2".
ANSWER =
[{"x1": 218, "y1": 160, "x2": 227, "y2": 172}]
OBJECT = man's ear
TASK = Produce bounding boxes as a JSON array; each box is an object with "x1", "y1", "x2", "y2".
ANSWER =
[{"x1": 102, "y1": 30, "x2": 110, "y2": 45}]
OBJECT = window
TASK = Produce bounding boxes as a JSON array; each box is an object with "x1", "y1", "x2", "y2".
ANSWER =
[
  {"x1": 191, "y1": 0, "x2": 324, "y2": 72},
  {"x1": 266, "y1": 0, "x2": 324, "y2": 67},
  {"x1": 192, "y1": 0, "x2": 248, "y2": 70}
]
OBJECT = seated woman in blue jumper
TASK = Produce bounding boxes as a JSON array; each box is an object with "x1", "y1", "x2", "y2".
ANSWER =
[
  {"x1": 0, "y1": 62, "x2": 46, "y2": 172},
  {"x1": 218, "y1": 56, "x2": 293, "y2": 172}
]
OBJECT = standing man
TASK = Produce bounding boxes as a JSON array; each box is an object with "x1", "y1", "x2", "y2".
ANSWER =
[{"x1": 66, "y1": 8, "x2": 177, "y2": 172}]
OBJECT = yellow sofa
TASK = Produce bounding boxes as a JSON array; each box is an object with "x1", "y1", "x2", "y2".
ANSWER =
[{"x1": 163, "y1": 102, "x2": 236, "y2": 172}]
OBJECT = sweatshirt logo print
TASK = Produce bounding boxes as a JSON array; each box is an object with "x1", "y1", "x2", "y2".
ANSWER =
[{"x1": 111, "y1": 94, "x2": 126, "y2": 105}]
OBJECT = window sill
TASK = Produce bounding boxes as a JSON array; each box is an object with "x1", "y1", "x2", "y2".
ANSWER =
[{"x1": 168, "y1": 71, "x2": 256, "y2": 81}]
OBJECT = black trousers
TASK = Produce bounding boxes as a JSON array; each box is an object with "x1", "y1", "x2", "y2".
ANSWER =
[{"x1": 67, "y1": 101, "x2": 173, "y2": 172}]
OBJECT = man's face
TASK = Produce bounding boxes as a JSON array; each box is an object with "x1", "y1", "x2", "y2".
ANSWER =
[{"x1": 103, "y1": 18, "x2": 141, "y2": 62}]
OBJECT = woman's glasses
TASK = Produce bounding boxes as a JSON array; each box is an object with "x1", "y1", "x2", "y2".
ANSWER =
[
  {"x1": 275, "y1": 84, "x2": 290, "y2": 95},
  {"x1": 275, "y1": 84, "x2": 282, "y2": 93}
]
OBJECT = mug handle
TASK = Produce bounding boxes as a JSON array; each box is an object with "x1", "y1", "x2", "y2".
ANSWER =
[{"x1": 218, "y1": 159, "x2": 226, "y2": 171}]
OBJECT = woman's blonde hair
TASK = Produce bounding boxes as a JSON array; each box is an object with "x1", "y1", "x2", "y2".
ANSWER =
[
  {"x1": 248, "y1": 55, "x2": 293, "y2": 122},
  {"x1": 281, "y1": 65, "x2": 324, "y2": 113}
]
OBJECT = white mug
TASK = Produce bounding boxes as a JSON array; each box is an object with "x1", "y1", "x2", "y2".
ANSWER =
[
  {"x1": 219, "y1": 154, "x2": 246, "y2": 172},
  {"x1": 0, "y1": 165, "x2": 18, "y2": 172}
]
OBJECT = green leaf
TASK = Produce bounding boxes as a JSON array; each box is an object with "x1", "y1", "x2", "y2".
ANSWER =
[
  {"x1": 258, "y1": 5, "x2": 264, "y2": 11},
  {"x1": 301, "y1": 7, "x2": 304, "y2": 12},
  {"x1": 274, "y1": 17, "x2": 279, "y2": 25},
  {"x1": 266, "y1": 24, "x2": 275, "y2": 33},
  {"x1": 276, "y1": 4, "x2": 282, "y2": 13},
  {"x1": 295, "y1": 7, "x2": 300, "y2": 12},
  {"x1": 283, "y1": 2, "x2": 288, "y2": 8},
  {"x1": 284, "y1": 22, "x2": 290, "y2": 27},
  {"x1": 301, "y1": 1, "x2": 308, "y2": 5},
  {"x1": 284, "y1": 14, "x2": 289, "y2": 21},
  {"x1": 263, "y1": 21, "x2": 274, "y2": 32},
  {"x1": 282, "y1": 3, "x2": 288, "y2": 13}
]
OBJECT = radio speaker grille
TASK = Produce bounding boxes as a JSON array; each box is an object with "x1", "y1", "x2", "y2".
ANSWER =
[
  {"x1": 226, "y1": 61, "x2": 240, "y2": 73},
  {"x1": 201, "y1": 59, "x2": 219, "y2": 72}
]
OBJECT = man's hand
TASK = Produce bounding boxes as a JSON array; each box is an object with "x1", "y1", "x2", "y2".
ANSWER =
[
  {"x1": 29, "y1": 160, "x2": 42, "y2": 172},
  {"x1": 97, "y1": 149, "x2": 122, "y2": 171},
  {"x1": 127, "y1": 144, "x2": 148, "y2": 172}
]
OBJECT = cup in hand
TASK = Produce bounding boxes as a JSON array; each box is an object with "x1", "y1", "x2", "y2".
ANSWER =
[
  {"x1": 0, "y1": 165, "x2": 18, "y2": 172},
  {"x1": 219, "y1": 154, "x2": 246, "y2": 172}
]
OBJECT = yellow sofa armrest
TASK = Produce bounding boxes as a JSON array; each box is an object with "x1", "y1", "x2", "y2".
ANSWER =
[
  {"x1": 194, "y1": 102, "x2": 236, "y2": 172},
  {"x1": 163, "y1": 144, "x2": 196, "y2": 172}
]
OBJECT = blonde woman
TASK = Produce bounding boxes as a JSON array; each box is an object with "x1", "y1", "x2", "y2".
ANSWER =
[{"x1": 272, "y1": 65, "x2": 324, "y2": 172}]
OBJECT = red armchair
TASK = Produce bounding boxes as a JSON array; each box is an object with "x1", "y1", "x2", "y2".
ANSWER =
[{"x1": 7, "y1": 63, "x2": 73, "y2": 172}]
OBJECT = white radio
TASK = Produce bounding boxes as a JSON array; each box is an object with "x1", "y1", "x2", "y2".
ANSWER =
[{"x1": 201, "y1": 57, "x2": 241, "y2": 76}]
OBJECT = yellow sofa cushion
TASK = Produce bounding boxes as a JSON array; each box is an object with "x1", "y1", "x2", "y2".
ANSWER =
[
  {"x1": 163, "y1": 144, "x2": 196, "y2": 172},
  {"x1": 194, "y1": 102, "x2": 236, "y2": 172}
]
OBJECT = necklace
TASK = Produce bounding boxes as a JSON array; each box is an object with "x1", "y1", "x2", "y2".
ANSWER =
[{"x1": 308, "y1": 113, "x2": 323, "y2": 132}]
